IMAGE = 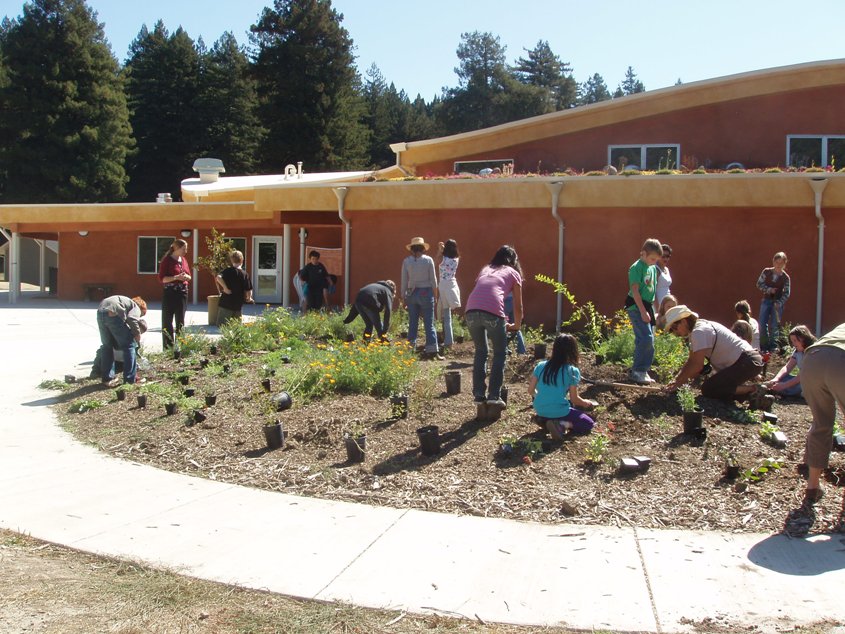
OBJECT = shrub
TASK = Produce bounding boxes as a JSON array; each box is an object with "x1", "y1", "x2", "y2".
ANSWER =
[
  {"x1": 535, "y1": 274, "x2": 607, "y2": 350},
  {"x1": 176, "y1": 331, "x2": 211, "y2": 357},
  {"x1": 676, "y1": 384, "x2": 697, "y2": 412}
]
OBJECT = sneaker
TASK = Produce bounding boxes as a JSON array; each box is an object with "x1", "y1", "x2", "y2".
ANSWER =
[
  {"x1": 101, "y1": 378, "x2": 120, "y2": 388},
  {"x1": 486, "y1": 399, "x2": 507, "y2": 409},
  {"x1": 629, "y1": 371, "x2": 655, "y2": 385}
]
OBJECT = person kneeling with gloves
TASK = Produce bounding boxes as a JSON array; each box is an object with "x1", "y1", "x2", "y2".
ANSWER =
[{"x1": 343, "y1": 280, "x2": 395, "y2": 341}]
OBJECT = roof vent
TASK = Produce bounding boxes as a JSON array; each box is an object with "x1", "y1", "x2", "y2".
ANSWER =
[{"x1": 193, "y1": 158, "x2": 226, "y2": 184}]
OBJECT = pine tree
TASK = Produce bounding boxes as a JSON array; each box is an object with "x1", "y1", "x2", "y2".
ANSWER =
[
  {"x1": 577, "y1": 73, "x2": 611, "y2": 105},
  {"x1": 513, "y1": 40, "x2": 577, "y2": 111},
  {"x1": 250, "y1": 0, "x2": 369, "y2": 172},
  {"x1": 124, "y1": 22, "x2": 202, "y2": 201},
  {"x1": 620, "y1": 66, "x2": 646, "y2": 95},
  {"x1": 0, "y1": 0, "x2": 132, "y2": 203},
  {"x1": 194, "y1": 32, "x2": 265, "y2": 175},
  {"x1": 363, "y1": 64, "x2": 410, "y2": 168}
]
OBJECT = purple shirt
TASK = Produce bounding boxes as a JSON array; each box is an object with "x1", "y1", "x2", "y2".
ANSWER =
[{"x1": 465, "y1": 266, "x2": 522, "y2": 318}]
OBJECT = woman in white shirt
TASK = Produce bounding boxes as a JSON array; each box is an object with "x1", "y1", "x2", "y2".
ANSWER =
[
  {"x1": 437, "y1": 239, "x2": 461, "y2": 348},
  {"x1": 655, "y1": 243, "x2": 672, "y2": 306}
]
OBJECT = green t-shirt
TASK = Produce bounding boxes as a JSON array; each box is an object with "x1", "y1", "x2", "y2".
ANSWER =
[
  {"x1": 808, "y1": 322, "x2": 845, "y2": 353},
  {"x1": 628, "y1": 259, "x2": 657, "y2": 304}
]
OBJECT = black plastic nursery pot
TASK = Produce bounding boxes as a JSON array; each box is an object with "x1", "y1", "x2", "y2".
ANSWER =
[
  {"x1": 199, "y1": 358, "x2": 209, "y2": 369},
  {"x1": 389, "y1": 394, "x2": 409, "y2": 419},
  {"x1": 222, "y1": 364, "x2": 231, "y2": 373},
  {"x1": 165, "y1": 402, "x2": 177, "y2": 416},
  {"x1": 272, "y1": 391, "x2": 292, "y2": 412},
  {"x1": 445, "y1": 370, "x2": 461, "y2": 395},
  {"x1": 534, "y1": 343, "x2": 547, "y2": 359},
  {"x1": 178, "y1": 375, "x2": 189, "y2": 386},
  {"x1": 725, "y1": 464, "x2": 742, "y2": 479},
  {"x1": 682, "y1": 408, "x2": 704, "y2": 433},
  {"x1": 173, "y1": 349, "x2": 182, "y2": 360},
  {"x1": 184, "y1": 388, "x2": 195, "y2": 397},
  {"x1": 500, "y1": 385, "x2": 509, "y2": 403},
  {"x1": 417, "y1": 425, "x2": 441, "y2": 456},
  {"x1": 115, "y1": 389, "x2": 126, "y2": 401},
  {"x1": 261, "y1": 378, "x2": 272, "y2": 392},
  {"x1": 263, "y1": 422, "x2": 284, "y2": 450},
  {"x1": 193, "y1": 410, "x2": 207, "y2": 425},
  {"x1": 136, "y1": 394, "x2": 147, "y2": 409},
  {"x1": 209, "y1": 344, "x2": 218, "y2": 355},
  {"x1": 345, "y1": 435, "x2": 366, "y2": 463},
  {"x1": 205, "y1": 394, "x2": 217, "y2": 407}
]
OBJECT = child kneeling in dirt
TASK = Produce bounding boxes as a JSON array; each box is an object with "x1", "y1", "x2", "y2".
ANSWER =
[{"x1": 528, "y1": 333, "x2": 598, "y2": 440}]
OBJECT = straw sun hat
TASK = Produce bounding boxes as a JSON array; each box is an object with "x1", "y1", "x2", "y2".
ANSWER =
[
  {"x1": 663, "y1": 304, "x2": 698, "y2": 331},
  {"x1": 406, "y1": 237, "x2": 430, "y2": 251}
]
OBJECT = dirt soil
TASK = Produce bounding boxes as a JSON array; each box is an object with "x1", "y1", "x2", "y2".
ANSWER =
[{"x1": 54, "y1": 345, "x2": 845, "y2": 536}]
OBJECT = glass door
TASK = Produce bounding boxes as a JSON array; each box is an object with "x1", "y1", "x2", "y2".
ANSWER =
[{"x1": 253, "y1": 236, "x2": 283, "y2": 303}]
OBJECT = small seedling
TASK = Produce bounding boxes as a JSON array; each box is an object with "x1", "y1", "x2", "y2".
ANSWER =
[
  {"x1": 758, "y1": 420, "x2": 786, "y2": 446},
  {"x1": 68, "y1": 398, "x2": 104, "y2": 414},
  {"x1": 584, "y1": 432, "x2": 610, "y2": 463},
  {"x1": 676, "y1": 384, "x2": 697, "y2": 412},
  {"x1": 741, "y1": 458, "x2": 782, "y2": 483}
]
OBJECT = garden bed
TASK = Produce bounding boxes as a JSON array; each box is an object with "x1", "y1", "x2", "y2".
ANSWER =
[{"x1": 50, "y1": 321, "x2": 845, "y2": 536}]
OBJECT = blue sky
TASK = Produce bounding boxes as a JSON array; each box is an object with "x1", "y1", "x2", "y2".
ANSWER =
[{"x1": 2, "y1": 0, "x2": 844, "y2": 100}]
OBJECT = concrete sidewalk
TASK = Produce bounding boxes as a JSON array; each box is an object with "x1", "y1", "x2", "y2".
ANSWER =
[{"x1": 1, "y1": 295, "x2": 844, "y2": 633}]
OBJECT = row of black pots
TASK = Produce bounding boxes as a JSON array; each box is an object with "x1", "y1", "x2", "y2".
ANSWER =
[{"x1": 126, "y1": 393, "x2": 217, "y2": 409}]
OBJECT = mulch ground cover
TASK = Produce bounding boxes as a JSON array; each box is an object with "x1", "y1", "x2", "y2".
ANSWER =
[{"x1": 54, "y1": 344, "x2": 845, "y2": 535}]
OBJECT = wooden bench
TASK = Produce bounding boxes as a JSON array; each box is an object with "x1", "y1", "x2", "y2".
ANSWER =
[{"x1": 82, "y1": 283, "x2": 114, "y2": 302}]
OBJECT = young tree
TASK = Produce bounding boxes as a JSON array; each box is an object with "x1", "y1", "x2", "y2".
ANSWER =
[
  {"x1": 250, "y1": 0, "x2": 369, "y2": 172},
  {"x1": 0, "y1": 0, "x2": 132, "y2": 203},
  {"x1": 124, "y1": 22, "x2": 202, "y2": 201},
  {"x1": 513, "y1": 40, "x2": 577, "y2": 111},
  {"x1": 577, "y1": 73, "x2": 611, "y2": 105},
  {"x1": 620, "y1": 66, "x2": 646, "y2": 95},
  {"x1": 194, "y1": 32, "x2": 265, "y2": 175}
]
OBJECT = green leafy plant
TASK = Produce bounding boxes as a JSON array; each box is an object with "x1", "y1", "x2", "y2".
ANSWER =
[
  {"x1": 759, "y1": 420, "x2": 780, "y2": 441},
  {"x1": 38, "y1": 379, "x2": 69, "y2": 390},
  {"x1": 345, "y1": 419, "x2": 366, "y2": 439},
  {"x1": 68, "y1": 398, "x2": 104, "y2": 414},
  {"x1": 727, "y1": 406, "x2": 757, "y2": 424},
  {"x1": 584, "y1": 432, "x2": 611, "y2": 463},
  {"x1": 196, "y1": 228, "x2": 235, "y2": 285},
  {"x1": 535, "y1": 274, "x2": 607, "y2": 350},
  {"x1": 719, "y1": 447, "x2": 739, "y2": 468},
  {"x1": 676, "y1": 384, "x2": 697, "y2": 412},
  {"x1": 834, "y1": 420, "x2": 844, "y2": 436},
  {"x1": 652, "y1": 330, "x2": 688, "y2": 382},
  {"x1": 521, "y1": 323, "x2": 546, "y2": 346},
  {"x1": 175, "y1": 331, "x2": 210, "y2": 358},
  {"x1": 741, "y1": 458, "x2": 782, "y2": 483}
]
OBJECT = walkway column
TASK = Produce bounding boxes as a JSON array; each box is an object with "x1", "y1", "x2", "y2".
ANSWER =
[
  {"x1": 282, "y1": 224, "x2": 291, "y2": 307},
  {"x1": 37, "y1": 239, "x2": 46, "y2": 292},
  {"x1": 192, "y1": 229, "x2": 199, "y2": 306},
  {"x1": 10, "y1": 231, "x2": 20, "y2": 304}
]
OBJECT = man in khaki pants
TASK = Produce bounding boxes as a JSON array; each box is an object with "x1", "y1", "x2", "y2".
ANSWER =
[{"x1": 786, "y1": 322, "x2": 845, "y2": 535}]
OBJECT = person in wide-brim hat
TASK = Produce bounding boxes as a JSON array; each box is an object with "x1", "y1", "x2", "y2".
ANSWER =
[
  {"x1": 406, "y1": 237, "x2": 430, "y2": 251},
  {"x1": 662, "y1": 304, "x2": 698, "y2": 332}
]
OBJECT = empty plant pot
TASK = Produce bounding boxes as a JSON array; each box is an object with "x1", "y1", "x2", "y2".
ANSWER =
[
  {"x1": 183, "y1": 388, "x2": 195, "y2": 397},
  {"x1": 345, "y1": 435, "x2": 366, "y2": 463},
  {"x1": 178, "y1": 376, "x2": 189, "y2": 386},
  {"x1": 445, "y1": 370, "x2": 461, "y2": 395},
  {"x1": 204, "y1": 394, "x2": 217, "y2": 407},
  {"x1": 455, "y1": 335, "x2": 465, "y2": 344},
  {"x1": 594, "y1": 354, "x2": 605, "y2": 366},
  {"x1": 173, "y1": 349, "x2": 182, "y2": 360},
  {"x1": 500, "y1": 385, "x2": 509, "y2": 404},
  {"x1": 682, "y1": 408, "x2": 704, "y2": 433},
  {"x1": 199, "y1": 359, "x2": 209, "y2": 369},
  {"x1": 725, "y1": 464, "x2": 742, "y2": 479},
  {"x1": 64, "y1": 374, "x2": 77, "y2": 384},
  {"x1": 762, "y1": 412, "x2": 779, "y2": 423},
  {"x1": 263, "y1": 422, "x2": 284, "y2": 450},
  {"x1": 193, "y1": 410, "x2": 207, "y2": 425},
  {"x1": 281, "y1": 356, "x2": 291, "y2": 364},
  {"x1": 272, "y1": 391, "x2": 292, "y2": 412},
  {"x1": 619, "y1": 458, "x2": 641, "y2": 474},
  {"x1": 165, "y1": 402, "x2": 177, "y2": 416},
  {"x1": 222, "y1": 364, "x2": 231, "y2": 373},
  {"x1": 136, "y1": 394, "x2": 147, "y2": 409},
  {"x1": 261, "y1": 378, "x2": 272, "y2": 392},
  {"x1": 115, "y1": 389, "x2": 126, "y2": 401},
  {"x1": 417, "y1": 425, "x2": 441, "y2": 456},
  {"x1": 534, "y1": 343, "x2": 547, "y2": 359}
]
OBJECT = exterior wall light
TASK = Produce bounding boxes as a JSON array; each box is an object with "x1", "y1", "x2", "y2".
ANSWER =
[
  {"x1": 78, "y1": 230, "x2": 89, "y2": 237},
  {"x1": 180, "y1": 229, "x2": 192, "y2": 238}
]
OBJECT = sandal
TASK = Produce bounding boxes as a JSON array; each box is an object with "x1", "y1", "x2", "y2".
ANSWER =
[{"x1": 804, "y1": 488, "x2": 824, "y2": 504}]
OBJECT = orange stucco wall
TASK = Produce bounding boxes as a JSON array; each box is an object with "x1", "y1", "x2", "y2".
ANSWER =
[
  {"x1": 345, "y1": 205, "x2": 845, "y2": 333},
  {"x1": 415, "y1": 85, "x2": 845, "y2": 175},
  {"x1": 58, "y1": 226, "x2": 342, "y2": 304}
]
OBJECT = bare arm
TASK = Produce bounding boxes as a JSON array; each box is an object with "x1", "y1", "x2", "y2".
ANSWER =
[
  {"x1": 630, "y1": 283, "x2": 650, "y2": 323},
  {"x1": 666, "y1": 349, "x2": 708, "y2": 392},
  {"x1": 508, "y1": 284, "x2": 523, "y2": 331},
  {"x1": 568, "y1": 385, "x2": 598, "y2": 409},
  {"x1": 528, "y1": 373, "x2": 538, "y2": 397}
]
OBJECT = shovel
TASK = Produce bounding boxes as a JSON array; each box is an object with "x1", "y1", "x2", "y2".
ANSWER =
[{"x1": 582, "y1": 377, "x2": 663, "y2": 392}]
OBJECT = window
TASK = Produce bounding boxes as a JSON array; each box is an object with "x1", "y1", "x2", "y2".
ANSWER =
[
  {"x1": 454, "y1": 158, "x2": 514, "y2": 175},
  {"x1": 226, "y1": 237, "x2": 247, "y2": 263},
  {"x1": 787, "y1": 135, "x2": 845, "y2": 168},
  {"x1": 608, "y1": 144, "x2": 680, "y2": 171},
  {"x1": 138, "y1": 236, "x2": 175, "y2": 274}
]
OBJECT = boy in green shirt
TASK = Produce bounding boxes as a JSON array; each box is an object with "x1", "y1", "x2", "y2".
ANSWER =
[{"x1": 626, "y1": 238, "x2": 662, "y2": 384}]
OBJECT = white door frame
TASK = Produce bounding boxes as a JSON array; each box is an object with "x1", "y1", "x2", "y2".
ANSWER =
[{"x1": 252, "y1": 235, "x2": 283, "y2": 303}]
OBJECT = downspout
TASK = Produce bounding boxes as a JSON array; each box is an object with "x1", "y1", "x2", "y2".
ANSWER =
[
  {"x1": 0, "y1": 226, "x2": 13, "y2": 303},
  {"x1": 332, "y1": 186, "x2": 350, "y2": 306},
  {"x1": 546, "y1": 181, "x2": 565, "y2": 330},
  {"x1": 192, "y1": 229, "x2": 199, "y2": 306},
  {"x1": 282, "y1": 224, "x2": 291, "y2": 307},
  {"x1": 36, "y1": 239, "x2": 45, "y2": 292},
  {"x1": 808, "y1": 177, "x2": 828, "y2": 335}
]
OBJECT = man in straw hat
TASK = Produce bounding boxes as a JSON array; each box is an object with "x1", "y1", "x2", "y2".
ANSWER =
[
  {"x1": 663, "y1": 304, "x2": 763, "y2": 401},
  {"x1": 400, "y1": 237, "x2": 443, "y2": 360}
]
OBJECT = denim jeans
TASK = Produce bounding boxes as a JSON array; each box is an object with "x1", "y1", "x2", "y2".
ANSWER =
[
  {"x1": 627, "y1": 305, "x2": 654, "y2": 374},
  {"x1": 466, "y1": 310, "x2": 507, "y2": 401},
  {"x1": 97, "y1": 310, "x2": 137, "y2": 384},
  {"x1": 406, "y1": 287, "x2": 438, "y2": 353},
  {"x1": 773, "y1": 375, "x2": 803, "y2": 397},
  {"x1": 759, "y1": 298, "x2": 784, "y2": 351}
]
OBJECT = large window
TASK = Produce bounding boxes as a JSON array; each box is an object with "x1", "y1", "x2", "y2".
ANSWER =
[
  {"x1": 138, "y1": 236, "x2": 175, "y2": 274},
  {"x1": 787, "y1": 135, "x2": 845, "y2": 169},
  {"x1": 454, "y1": 158, "x2": 514, "y2": 175},
  {"x1": 608, "y1": 144, "x2": 680, "y2": 171}
]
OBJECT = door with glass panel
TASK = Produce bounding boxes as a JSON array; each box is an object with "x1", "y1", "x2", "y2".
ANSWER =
[{"x1": 253, "y1": 236, "x2": 283, "y2": 303}]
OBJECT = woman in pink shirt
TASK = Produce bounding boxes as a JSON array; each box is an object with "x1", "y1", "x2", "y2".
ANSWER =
[{"x1": 464, "y1": 245, "x2": 523, "y2": 408}]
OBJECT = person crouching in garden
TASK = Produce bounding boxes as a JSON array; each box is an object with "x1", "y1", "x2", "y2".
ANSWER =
[
  {"x1": 215, "y1": 250, "x2": 254, "y2": 326},
  {"x1": 528, "y1": 333, "x2": 597, "y2": 440},
  {"x1": 763, "y1": 324, "x2": 816, "y2": 398},
  {"x1": 96, "y1": 295, "x2": 147, "y2": 386},
  {"x1": 343, "y1": 280, "x2": 396, "y2": 340},
  {"x1": 663, "y1": 305, "x2": 763, "y2": 401}
]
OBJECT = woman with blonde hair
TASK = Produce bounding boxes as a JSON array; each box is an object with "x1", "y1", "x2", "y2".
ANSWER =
[{"x1": 157, "y1": 238, "x2": 192, "y2": 349}]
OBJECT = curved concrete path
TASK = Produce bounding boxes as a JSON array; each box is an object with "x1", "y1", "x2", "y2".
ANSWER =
[{"x1": 1, "y1": 291, "x2": 844, "y2": 633}]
